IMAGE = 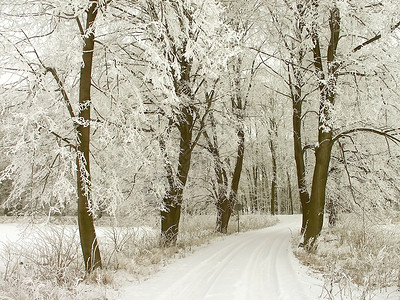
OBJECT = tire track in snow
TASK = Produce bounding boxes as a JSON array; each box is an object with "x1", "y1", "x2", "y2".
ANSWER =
[
  {"x1": 158, "y1": 235, "x2": 250, "y2": 300},
  {"x1": 120, "y1": 215, "x2": 323, "y2": 300}
]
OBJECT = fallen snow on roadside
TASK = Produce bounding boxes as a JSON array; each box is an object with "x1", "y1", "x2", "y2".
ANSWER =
[{"x1": 119, "y1": 215, "x2": 323, "y2": 300}]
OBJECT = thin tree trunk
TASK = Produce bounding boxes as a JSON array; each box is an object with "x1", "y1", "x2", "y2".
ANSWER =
[
  {"x1": 327, "y1": 196, "x2": 337, "y2": 226},
  {"x1": 269, "y1": 139, "x2": 277, "y2": 215},
  {"x1": 253, "y1": 165, "x2": 259, "y2": 211},
  {"x1": 286, "y1": 2, "x2": 311, "y2": 233},
  {"x1": 229, "y1": 128, "x2": 245, "y2": 205},
  {"x1": 287, "y1": 171, "x2": 294, "y2": 215},
  {"x1": 292, "y1": 89, "x2": 310, "y2": 232},
  {"x1": 261, "y1": 166, "x2": 269, "y2": 212},
  {"x1": 202, "y1": 121, "x2": 231, "y2": 233},
  {"x1": 214, "y1": 160, "x2": 230, "y2": 233},
  {"x1": 76, "y1": 2, "x2": 101, "y2": 272},
  {"x1": 245, "y1": 168, "x2": 255, "y2": 213}
]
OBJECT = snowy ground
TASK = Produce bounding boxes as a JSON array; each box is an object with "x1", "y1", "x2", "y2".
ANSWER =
[
  {"x1": 1, "y1": 215, "x2": 398, "y2": 300},
  {"x1": 120, "y1": 215, "x2": 323, "y2": 300}
]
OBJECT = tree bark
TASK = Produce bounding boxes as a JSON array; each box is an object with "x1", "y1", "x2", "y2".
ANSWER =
[
  {"x1": 286, "y1": 171, "x2": 294, "y2": 215},
  {"x1": 228, "y1": 128, "x2": 245, "y2": 210},
  {"x1": 291, "y1": 86, "x2": 310, "y2": 232},
  {"x1": 76, "y1": 1, "x2": 102, "y2": 272},
  {"x1": 215, "y1": 127, "x2": 244, "y2": 233},
  {"x1": 252, "y1": 166, "x2": 259, "y2": 211},
  {"x1": 161, "y1": 106, "x2": 193, "y2": 246},
  {"x1": 203, "y1": 111, "x2": 244, "y2": 234},
  {"x1": 203, "y1": 123, "x2": 230, "y2": 233},
  {"x1": 303, "y1": 132, "x2": 333, "y2": 246},
  {"x1": 269, "y1": 139, "x2": 277, "y2": 215},
  {"x1": 216, "y1": 194, "x2": 231, "y2": 233},
  {"x1": 288, "y1": 3, "x2": 310, "y2": 233},
  {"x1": 303, "y1": 6, "x2": 340, "y2": 248}
]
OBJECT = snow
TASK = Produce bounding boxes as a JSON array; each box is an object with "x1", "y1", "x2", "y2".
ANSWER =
[
  {"x1": 1, "y1": 215, "x2": 398, "y2": 299},
  {"x1": 120, "y1": 215, "x2": 323, "y2": 300}
]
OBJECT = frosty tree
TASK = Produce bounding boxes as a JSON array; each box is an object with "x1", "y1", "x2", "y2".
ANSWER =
[
  {"x1": 0, "y1": 0, "x2": 108, "y2": 272},
  {"x1": 259, "y1": 0, "x2": 400, "y2": 247},
  {"x1": 124, "y1": 0, "x2": 238, "y2": 244}
]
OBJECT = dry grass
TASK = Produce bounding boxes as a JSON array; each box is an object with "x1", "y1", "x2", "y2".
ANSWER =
[{"x1": 294, "y1": 213, "x2": 400, "y2": 299}]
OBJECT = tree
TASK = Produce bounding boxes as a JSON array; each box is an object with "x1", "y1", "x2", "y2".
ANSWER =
[
  {"x1": 303, "y1": 0, "x2": 400, "y2": 246},
  {"x1": 135, "y1": 0, "x2": 235, "y2": 244},
  {"x1": 202, "y1": 0, "x2": 264, "y2": 232},
  {"x1": 302, "y1": 3, "x2": 340, "y2": 247},
  {"x1": 261, "y1": 0, "x2": 313, "y2": 231},
  {"x1": 259, "y1": 0, "x2": 400, "y2": 247},
  {"x1": 301, "y1": 0, "x2": 400, "y2": 247},
  {"x1": 75, "y1": 0, "x2": 102, "y2": 272},
  {"x1": 0, "y1": 0, "x2": 107, "y2": 272}
]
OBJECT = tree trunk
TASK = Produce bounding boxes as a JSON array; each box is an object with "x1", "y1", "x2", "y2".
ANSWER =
[
  {"x1": 161, "y1": 189, "x2": 183, "y2": 246},
  {"x1": 214, "y1": 150, "x2": 230, "y2": 233},
  {"x1": 216, "y1": 195, "x2": 231, "y2": 233},
  {"x1": 216, "y1": 127, "x2": 244, "y2": 233},
  {"x1": 252, "y1": 165, "x2": 259, "y2": 211},
  {"x1": 288, "y1": 2, "x2": 310, "y2": 233},
  {"x1": 261, "y1": 167, "x2": 269, "y2": 212},
  {"x1": 203, "y1": 113, "x2": 242, "y2": 234},
  {"x1": 303, "y1": 6, "x2": 340, "y2": 248},
  {"x1": 327, "y1": 196, "x2": 337, "y2": 226},
  {"x1": 269, "y1": 139, "x2": 277, "y2": 215},
  {"x1": 229, "y1": 128, "x2": 245, "y2": 204},
  {"x1": 76, "y1": 2, "x2": 101, "y2": 273},
  {"x1": 161, "y1": 107, "x2": 193, "y2": 245},
  {"x1": 303, "y1": 132, "x2": 333, "y2": 247},
  {"x1": 287, "y1": 171, "x2": 294, "y2": 215},
  {"x1": 292, "y1": 91, "x2": 310, "y2": 232}
]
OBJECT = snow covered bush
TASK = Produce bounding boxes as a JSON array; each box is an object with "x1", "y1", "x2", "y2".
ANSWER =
[
  {"x1": 0, "y1": 225, "x2": 81, "y2": 283},
  {"x1": 0, "y1": 225, "x2": 85, "y2": 299}
]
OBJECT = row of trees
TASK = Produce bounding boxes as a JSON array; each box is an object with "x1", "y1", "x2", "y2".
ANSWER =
[{"x1": 1, "y1": 0, "x2": 399, "y2": 272}]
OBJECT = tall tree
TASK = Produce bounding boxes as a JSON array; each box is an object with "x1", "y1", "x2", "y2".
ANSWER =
[
  {"x1": 137, "y1": 0, "x2": 234, "y2": 244},
  {"x1": 301, "y1": 0, "x2": 400, "y2": 247},
  {"x1": 0, "y1": 0, "x2": 107, "y2": 272},
  {"x1": 206, "y1": 0, "x2": 262, "y2": 232},
  {"x1": 76, "y1": 0, "x2": 102, "y2": 272},
  {"x1": 263, "y1": 0, "x2": 312, "y2": 231},
  {"x1": 269, "y1": 117, "x2": 278, "y2": 215},
  {"x1": 260, "y1": 0, "x2": 400, "y2": 246},
  {"x1": 303, "y1": 4, "x2": 340, "y2": 247}
]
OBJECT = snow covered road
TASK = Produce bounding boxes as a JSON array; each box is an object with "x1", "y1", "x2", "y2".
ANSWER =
[{"x1": 120, "y1": 215, "x2": 323, "y2": 300}]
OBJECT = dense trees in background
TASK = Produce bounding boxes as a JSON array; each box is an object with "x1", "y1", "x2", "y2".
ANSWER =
[{"x1": 1, "y1": 0, "x2": 400, "y2": 272}]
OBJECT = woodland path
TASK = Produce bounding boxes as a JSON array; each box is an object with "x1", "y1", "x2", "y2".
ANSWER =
[{"x1": 120, "y1": 215, "x2": 323, "y2": 300}]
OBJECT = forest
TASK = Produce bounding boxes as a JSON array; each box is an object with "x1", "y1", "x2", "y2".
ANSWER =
[{"x1": 0, "y1": 0, "x2": 399, "y2": 299}]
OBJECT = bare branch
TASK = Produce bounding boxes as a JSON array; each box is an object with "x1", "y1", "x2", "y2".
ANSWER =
[
  {"x1": 19, "y1": 30, "x2": 76, "y2": 119},
  {"x1": 38, "y1": 125, "x2": 76, "y2": 149},
  {"x1": 333, "y1": 127, "x2": 400, "y2": 144},
  {"x1": 353, "y1": 20, "x2": 400, "y2": 52},
  {"x1": 46, "y1": 67, "x2": 76, "y2": 119}
]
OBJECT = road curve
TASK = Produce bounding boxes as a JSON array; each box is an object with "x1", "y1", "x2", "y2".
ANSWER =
[{"x1": 120, "y1": 215, "x2": 323, "y2": 300}]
